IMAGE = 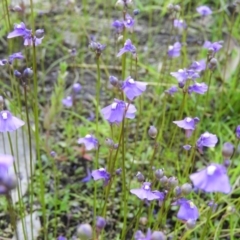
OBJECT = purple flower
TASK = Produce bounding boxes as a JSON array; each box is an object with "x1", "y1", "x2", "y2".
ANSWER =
[
  {"x1": 168, "y1": 42, "x2": 181, "y2": 58},
  {"x1": 130, "y1": 182, "x2": 160, "y2": 201},
  {"x1": 170, "y1": 69, "x2": 200, "y2": 84},
  {"x1": 0, "y1": 154, "x2": 15, "y2": 194},
  {"x1": 23, "y1": 35, "x2": 44, "y2": 46},
  {"x1": 173, "y1": 117, "x2": 199, "y2": 138},
  {"x1": 183, "y1": 145, "x2": 192, "y2": 151},
  {"x1": 117, "y1": 39, "x2": 136, "y2": 57},
  {"x1": 7, "y1": 22, "x2": 31, "y2": 38},
  {"x1": 89, "y1": 41, "x2": 106, "y2": 55},
  {"x1": 92, "y1": 168, "x2": 110, "y2": 186},
  {"x1": 8, "y1": 52, "x2": 24, "y2": 63},
  {"x1": 0, "y1": 110, "x2": 25, "y2": 132},
  {"x1": 165, "y1": 86, "x2": 178, "y2": 96},
  {"x1": 57, "y1": 236, "x2": 67, "y2": 240},
  {"x1": 196, "y1": 132, "x2": 218, "y2": 153},
  {"x1": 203, "y1": 41, "x2": 222, "y2": 53},
  {"x1": 189, "y1": 60, "x2": 206, "y2": 72},
  {"x1": 196, "y1": 6, "x2": 212, "y2": 16},
  {"x1": 122, "y1": 76, "x2": 147, "y2": 100},
  {"x1": 236, "y1": 125, "x2": 240, "y2": 139},
  {"x1": 62, "y1": 96, "x2": 73, "y2": 108},
  {"x1": 134, "y1": 229, "x2": 152, "y2": 240},
  {"x1": 112, "y1": 20, "x2": 124, "y2": 33},
  {"x1": 188, "y1": 82, "x2": 208, "y2": 95},
  {"x1": 96, "y1": 216, "x2": 106, "y2": 230},
  {"x1": 77, "y1": 134, "x2": 98, "y2": 150},
  {"x1": 173, "y1": 19, "x2": 187, "y2": 29},
  {"x1": 0, "y1": 59, "x2": 8, "y2": 66},
  {"x1": 101, "y1": 99, "x2": 136, "y2": 124},
  {"x1": 190, "y1": 163, "x2": 231, "y2": 194},
  {"x1": 176, "y1": 198, "x2": 199, "y2": 221},
  {"x1": 124, "y1": 14, "x2": 134, "y2": 30}
]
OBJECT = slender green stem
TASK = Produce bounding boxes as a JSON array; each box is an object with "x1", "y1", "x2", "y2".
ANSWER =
[
  {"x1": 96, "y1": 56, "x2": 101, "y2": 139},
  {"x1": 23, "y1": 84, "x2": 34, "y2": 240},
  {"x1": 31, "y1": 40, "x2": 47, "y2": 238}
]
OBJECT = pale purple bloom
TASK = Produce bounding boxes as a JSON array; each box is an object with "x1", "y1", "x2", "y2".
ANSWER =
[
  {"x1": 77, "y1": 134, "x2": 98, "y2": 150},
  {"x1": 130, "y1": 182, "x2": 160, "y2": 201},
  {"x1": 196, "y1": 6, "x2": 212, "y2": 16},
  {"x1": 196, "y1": 132, "x2": 218, "y2": 153},
  {"x1": 203, "y1": 41, "x2": 222, "y2": 53},
  {"x1": 0, "y1": 154, "x2": 14, "y2": 194},
  {"x1": 112, "y1": 20, "x2": 124, "y2": 33},
  {"x1": 122, "y1": 76, "x2": 147, "y2": 100},
  {"x1": 124, "y1": 14, "x2": 134, "y2": 30},
  {"x1": 101, "y1": 99, "x2": 136, "y2": 124},
  {"x1": 8, "y1": 52, "x2": 24, "y2": 63},
  {"x1": 0, "y1": 110, "x2": 25, "y2": 132},
  {"x1": 152, "y1": 190, "x2": 165, "y2": 201},
  {"x1": 57, "y1": 236, "x2": 67, "y2": 240},
  {"x1": 168, "y1": 42, "x2": 181, "y2": 58},
  {"x1": 236, "y1": 125, "x2": 240, "y2": 139},
  {"x1": 173, "y1": 117, "x2": 199, "y2": 138},
  {"x1": 183, "y1": 145, "x2": 192, "y2": 151},
  {"x1": 190, "y1": 163, "x2": 231, "y2": 194},
  {"x1": 92, "y1": 168, "x2": 110, "y2": 186},
  {"x1": 117, "y1": 39, "x2": 136, "y2": 57},
  {"x1": 23, "y1": 35, "x2": 44, "y2": 46},
  {"x1": 170, "y1": 69, "x2": 200, "y2": 84},
  {"x1": 134, "y1": 229, "x2": 152, "y2": 240},
  {"x1": 0, "y1": 59, "x2": 8, "y2": 66},
  {"x1": 165, "y1": 86, "x2": 178, "y2": 96},
  {"x1": 62, "y1": 96, "x2": 73, "y2": 108},
  {"x1": 72, "y1": 83, "x2": 81, "y2": 94},
  {"x1": 173, "y1": 19, "x2": 187, "y2": 29},
  {"x1": 189, "y1": 60, "x2": 206, "y2": 72},
  {"x1": 7, "y1": 22, "x2": 31, "y2": 38},
  {"x1": 176, "y1": 198, "x2": 199, "y2": 221},
  {"x1": 188, "y1": 82, "x2": 208, "y2": 95}
]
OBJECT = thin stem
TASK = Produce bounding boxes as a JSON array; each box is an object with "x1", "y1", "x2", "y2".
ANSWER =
[{"x1": 96, "y1": 56, "x2": 101, "y2": 139}]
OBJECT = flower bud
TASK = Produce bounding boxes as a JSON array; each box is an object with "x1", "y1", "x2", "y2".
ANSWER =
[
  {"x1": 208, "y1": 58, "x2": 217, "y2": 70},
  {"x1": 109, "y1": 76, "x2": 119, "y2": 87},
  {"x1": 115, "y1": 168, "x2": 122, "y2": 175},
  {"x1": 113, "y1": 143, "x2": 119, "y2": 149},
  {"x1": 139, "y1": 216, "x2": 147, "y2": 225},
  {"x1": 1, "y1": 59, "x2": 8, "y2": 65},
  {"x1": 151, "y1": 231, "x2": 166, "y2": 240},
  {"x1": 117, "y1": 35, "x2": 123, "y2": 43},
  {"x1": 168, "y1": 176, "x2": 178, "y2": 187},
  {"x1": 174, "y1": 186, "x2": 182, "y2": 197},
  {"x1": 222, "y1": 142, "x2": 234, "y2": 159},
  {"x1": 186, "y1": 219, "x2": 196, "y2": 229},
  {"x1": 154, "y1": 169, "x2": 164, "y2": 179},
  {"x1": 13, "y1": 5, "x2": 22, "y2": 12},
  {"x1": 50, "y1": 151, "x2": 56, "y2": 157},
  {"x1": 115, "y1": 0, "x2": 124, "y2": 10},
  {"x1": 23, "y1": 68, "x2": 33, "y2": 78},
  {"x1": 72, "y1": 83, "x2": 81, "y2": 94},
  {"x1": 148, "y1": 126, "x2": 158, "y2": 139},
  {"x1": 96, "y1": 216, "x2": 106, "y2": 231},
  {"x1": 136, "y1": 172, "x2": 144, "y2": 182},
  {"x1": 125, "y1": 0, "x2": 133, "y2": 9},
  {"x1": 133, "y1": 9, "x2": 140, "y2": 15},
  {"x1": 14, "y1": 70, "x2": 22, "y2": 78},
  {"x1": 174, "y1": 5, "x2": 181, "y2": 12},
  {"x1": 159, "y1": 176, "x2": 168, "y2": 185},
  {"x1": 178, "y1": 80, "x2": 185, "y2": 88},
  {"x1": 226, "y1": 205, "x2": 236, "y2": 213},
  {"x1": 35, "y1": 29, "x2": 44, "y2": 38},
  {"x1": 105, "y1": 138, "x2": 114, "y2": 148},
  {"x1": 223, "y1": 159, "x2": 231, "y2": 168},
  {"x1": 181, "y1": 183, "x2": 192, "y2": 195},
  {"x1": 89, "y1": 41, "x2": 98, "y2": 51},
  {"x1": 76, "y1": 223, "x2": 92, "y2": 240},
  {"x1": 167, "y1": 3, "x2": 174, "y2": 12}
]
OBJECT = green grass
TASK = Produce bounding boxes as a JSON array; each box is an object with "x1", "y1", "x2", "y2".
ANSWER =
[{"x1": 0, "y1": 0, "x2": 240, "y2": 239}]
